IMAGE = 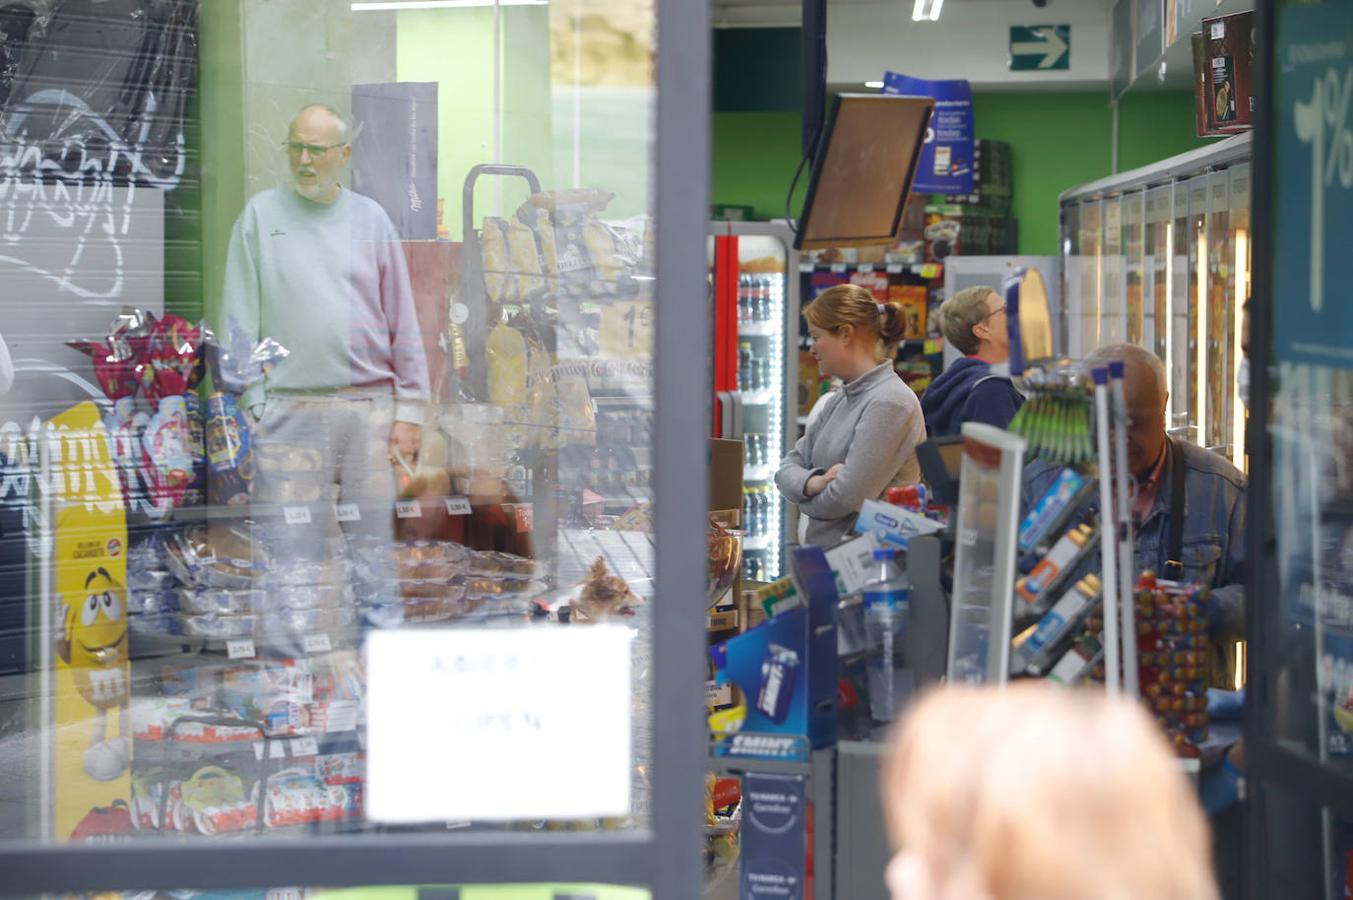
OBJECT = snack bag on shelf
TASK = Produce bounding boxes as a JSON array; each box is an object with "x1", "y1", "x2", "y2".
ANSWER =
[
  {"x1": 68, "y1": 309, "x2": 160, "y2": 513},
  {"x1": 479, "y1": 217, "x2": 517, "y2": 303},
  {"x1": 202, "y1": 319, "x2": 289, "y2": 506},
  {"x1": 506, "y1": 214, "x2": 548, "y2": 298},
  {"x1": 179, "y1": 765, "x2": 258, "y2": 835}
]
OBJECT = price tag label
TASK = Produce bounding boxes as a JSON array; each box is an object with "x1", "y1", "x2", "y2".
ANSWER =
[
  {"x1": 599, "y1": 300, "x2": 654, "y2": 360},
  {"x1": 303, "y1": 633, "x2": 332, "y2": 654},
  {"x1": 444, "y1": 496, "x2": 472, "y2": 516},
  {"x1": 291, "y1": 736, "x2": 319, "y2": 757},
  {"x1": 253, "y1": 742, "x2": 265, "y2": 760},
  {"x1": 227, "y1": 639, "x2": 256, "y2": 660},
  {"x1": 829, "y1": 263, "x2": 847, "y2": 273},
  {"x1": 395, "y1": 499, "x2": 421, "y2": 519},
  {"x1": 886, "y1": 263, "x2": 904, "y2": 274},
  {"x1": 920, "y1": 263, "x2": 941, "y2": 279},
  {"x1": 283, "y1": 506, "x2": 311, "y2": 526},
  {"x1": 270, "y1": 741, "x2": 287, "y2": 759},
  {"x1": 334, "y1": 503, "x2": 361, "y2": 523},
  {"x1": 798, "y1": 262, "x2": 814, "y2": 274},
  {"x1": 858, "y1": 264, "x2": 875, "y2": 273},
  {"x1": 515, "y1": 504, "x2": 534, "y2": 533}
]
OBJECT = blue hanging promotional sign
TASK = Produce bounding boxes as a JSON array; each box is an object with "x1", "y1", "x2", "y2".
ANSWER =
[
  {"x1": 1273, "y1": 2, "x2": 1353, "y2": 369},
  {"x1": 881, "y1": 72, "x2": 974, "y2": 195}
]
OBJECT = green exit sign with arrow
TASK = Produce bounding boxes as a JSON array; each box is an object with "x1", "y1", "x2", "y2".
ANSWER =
[{"x1": 1010, "y1": 25, "x2": 1070, "y2": 71}]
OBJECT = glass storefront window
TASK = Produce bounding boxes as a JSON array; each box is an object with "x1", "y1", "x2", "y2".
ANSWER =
[{"x1": 0, "y1": 0, "x2": 698, "y2": 868}]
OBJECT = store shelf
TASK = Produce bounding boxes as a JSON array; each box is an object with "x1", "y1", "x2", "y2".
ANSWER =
[
  {"x1": 737, "y1": 321, "x2": 779, "y2": 338},
  {"x1": 1324, "y1": 497, "x2": 1353, "y2": 522},
  {"x1": 743, "y1": 535, "x2": 771, "y2": 552},
  {"x1": 740, "y1": 390, "x2": 775, "y2": 406},
  {"x1": 133, "y1": 729, "x2": 363, "y2": 764},
  {"x1": 139, "y1": 494, "x2": 504, "y2": 530},
  {"x1": 743, "y1": 465, "x2": 774, "y2": 483},
  {"x1": 798, "y1": 261, "x2": 942, "y2": 279},
  {"x1": 706, "y1": 608, "x2": 740, "y2": 633},
  {"x1": 707, "y1": 751, "x2": 813, "y2": 775}
]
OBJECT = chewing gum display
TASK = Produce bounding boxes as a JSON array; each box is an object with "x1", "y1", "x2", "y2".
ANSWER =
[
  {"x1": 1130, "y1": 573, "x2": 1212, "y2": 753},
  {"x1": 1012, "y1": 574, "x2": 1101, "y2": 676},
  {"x1": 1016, "y1": 524, "x2": 1096, "y2": 606},
  {"x1": 1017, "y1": 468, "x2": 1092, "y2": 554}
]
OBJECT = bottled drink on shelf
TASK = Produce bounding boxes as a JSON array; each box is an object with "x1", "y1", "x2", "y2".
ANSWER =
[
  {"x1": 738, "y1": 274, "x2": 752, "y2": 322},
  {"x1": 743, "y1": 487, "x2": 756, "y2": 536},
  {"x1": 862, "y1": 547, "x2": 911, "y2": 722},
  {"x1": 758, "y1": 358, "x2": 773, "y2": 394},
  {"x1": 756, "y1": 275, "x2": 774, "y2": 322},
  {"x1": 738, "y1": 342, "x2": 753, "y2": 391}
]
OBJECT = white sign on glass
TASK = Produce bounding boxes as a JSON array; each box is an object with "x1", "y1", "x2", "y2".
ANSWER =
[{"x1": 366, "y1": 626, "x2": 635, "y2": 822}]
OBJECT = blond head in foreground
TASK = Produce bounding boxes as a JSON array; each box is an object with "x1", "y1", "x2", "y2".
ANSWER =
[{"x1": 882, "y1": 684, "x2": 1218, "y2": 900}]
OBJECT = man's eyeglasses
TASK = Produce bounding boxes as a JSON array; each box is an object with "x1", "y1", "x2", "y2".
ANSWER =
[
  {"x1": 980, "y1": 303, "x2": 1007, "y2": 322},
  {"x1": 283, "y1": 140, "x2": 347, "y2": 158}
]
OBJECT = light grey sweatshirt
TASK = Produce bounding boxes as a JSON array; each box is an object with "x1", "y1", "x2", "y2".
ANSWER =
[
  {"x1": 222, "y1": 187, "x2": 430, "y2": 423},
  {"x1": 776, "y1": 361, "x2": 926, "y2": 549}
]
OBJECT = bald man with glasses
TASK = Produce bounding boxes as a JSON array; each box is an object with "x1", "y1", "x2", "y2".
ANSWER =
[{"x1": 222, "y1": 104, "x2": 430, "y2": 567}]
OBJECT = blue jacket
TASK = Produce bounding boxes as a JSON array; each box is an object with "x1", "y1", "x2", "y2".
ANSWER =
[
  {"x1": 1021, "y1": 437, "x2": 1247, "y2": 641},
  {"x1": 921, "y1": 357, "x2": 1024, "y2": 438}
]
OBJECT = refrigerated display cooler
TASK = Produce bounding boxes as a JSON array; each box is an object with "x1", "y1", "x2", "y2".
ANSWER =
[
  {"x1": 1058, "y1": 133, "x2": 1252, "y2": 469},
  {"x1": 710, "y1": 222, "x2": 800, "y2": 582}
]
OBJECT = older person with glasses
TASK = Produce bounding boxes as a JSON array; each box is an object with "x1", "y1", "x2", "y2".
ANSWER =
[
  {"x1": 920, "y1": 284, "x2": 1024, "y2": 437},
  {"x1": 220, "y1": 104, "x2": 430, "y2": 602}
]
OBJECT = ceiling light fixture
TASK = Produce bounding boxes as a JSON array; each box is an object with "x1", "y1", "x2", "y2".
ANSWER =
[
  {"x1": 912, "y1": 0, "x2": 943, "y2": 22},
  {"x1": 352, "y1": 0, "x2": 547, "y2": 11}
]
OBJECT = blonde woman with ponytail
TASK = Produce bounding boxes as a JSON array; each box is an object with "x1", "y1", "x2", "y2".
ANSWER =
[{"x1": 776, "y1": 284, "x2": 926, "y2": 549}]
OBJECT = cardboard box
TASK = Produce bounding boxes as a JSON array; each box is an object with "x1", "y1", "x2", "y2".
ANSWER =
[
  {"x1": 1202, "y1": 10, "x2": 1255, "y2": 133},
  {"x1": 849, "y1": 270, "x2": 890, "y2": 301},
  {"x1": 888, "y1": 284, "x2": 929, "y2": 340},
  {"x1": 798, "y1": 349, "x2": 825, "y2": 417},
  {"x1": 710, "y1": 546, "x2": 839, "y2": 762}
]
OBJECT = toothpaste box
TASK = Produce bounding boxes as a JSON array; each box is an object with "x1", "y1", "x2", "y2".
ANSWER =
[{"x1": 1018, "y1": 468, "x2": 1086, "y2": 553}]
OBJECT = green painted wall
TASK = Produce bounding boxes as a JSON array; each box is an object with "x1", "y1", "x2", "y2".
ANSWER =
[
  {"x1": 397, "y1": 7, "x2": 555, "y2": 241},
  {"x1": 398, "y1": 8, "x2": 498, "y2": 242},
  {"x1": 712, "y1": 90, "x2": 1211, "y2": 256}
]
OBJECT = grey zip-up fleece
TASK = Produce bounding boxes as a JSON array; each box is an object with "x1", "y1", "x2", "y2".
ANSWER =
[{"x1": 776, "y1": 361, "x2": 926, "y2": 549}]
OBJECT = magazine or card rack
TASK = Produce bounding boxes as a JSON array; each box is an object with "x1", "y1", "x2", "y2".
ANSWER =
[{"x1": 946, "y1": 422, "x2": 1027, "y2": 684}]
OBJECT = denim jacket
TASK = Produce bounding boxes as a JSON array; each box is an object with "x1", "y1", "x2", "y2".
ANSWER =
[{"x1": 1022, "y1": 438, "x2": 1247, "y2": 640}]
